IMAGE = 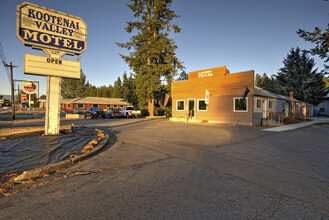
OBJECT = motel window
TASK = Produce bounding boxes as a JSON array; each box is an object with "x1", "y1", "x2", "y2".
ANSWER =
[
  {"x1": 67, "y1": 104, "x2": 71, "y2": 109},
  {"x1": 269, "y1": 101, "x2": 272, "y2": 109},
  {"x1": 107, "y1": 104, "x2": 111, "y2": 107},
  {"x1": 176, "y1": 100, "x2": 185, "y2": 111},
  {"x1": 121, "y1": 105, "x2": 123, "y2": 108},
  {"x1": 197, "y1": 99, "x2": 207, "y2": 111},
  {"x1": 77, "y1": 104, "x2": 84, "y2": 108},
  {"x1": 93, "y1": 104, "x2": 98, "y2": 107},
  {"x1": 114, "y1": 105, "x2": 117, "y2": 108},
  {"x1": 256, "y1": 99, "x2": 261, "y2": 108},
  {"x1": 234, "y1": 98, "x2": 248, "y2": 112}
]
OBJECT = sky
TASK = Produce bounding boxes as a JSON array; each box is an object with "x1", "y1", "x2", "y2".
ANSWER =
[{"x1": 0, "y1": 0, "x2": 328, "y2": 96}]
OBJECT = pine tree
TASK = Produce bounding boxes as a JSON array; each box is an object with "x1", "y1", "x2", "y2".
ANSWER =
[
  {"x1": 176, "y1": 70, "x2": 188, "y2": 81},
  {"x1": 117, "y1": 0, "x2": 184, "y2": 116},
  {"x1": 61, "y1": 70, "x2": 87, "y2": 99},
  {"x1": 112, "y1": 77, "x2": 123, "y2": 98},
  {"x1": 297, "y1": 24, "x2": 329, "y2": 69},
  {"x1": 277, "y1": 47, "x2": 328, "y2": 106},
  {"x1": 255, "y1": 73, "x2": 283, "y2": 94}
]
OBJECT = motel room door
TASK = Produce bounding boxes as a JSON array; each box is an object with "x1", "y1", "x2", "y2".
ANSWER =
[{"x1": 188, "y1": 99, "x2": 195, "y2": 118}]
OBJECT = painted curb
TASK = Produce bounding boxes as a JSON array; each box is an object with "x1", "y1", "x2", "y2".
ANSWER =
[{"x1": 13, "y1": 134, "x2": 109, "y2": 182}]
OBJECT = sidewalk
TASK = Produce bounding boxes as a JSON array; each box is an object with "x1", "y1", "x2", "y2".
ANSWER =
[{"x1": 262, "y1": 117, "x2": 329, "y2": 132}]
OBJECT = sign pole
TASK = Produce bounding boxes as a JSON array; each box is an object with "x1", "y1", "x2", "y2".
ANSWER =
[
  {"x1": 28, "y1": 93, "x2": 30, "y2": 113},
  {"x1": 44, "y1": 49, "x2": 65, "y2": 135}
]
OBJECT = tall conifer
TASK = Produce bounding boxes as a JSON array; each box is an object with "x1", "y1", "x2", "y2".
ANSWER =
[
  {"x1": 117, "y1": 0, "x2": 184, "y2": 116},
  {"x1": 277, "y1": 47, "x2": 328, "y2": 106}
]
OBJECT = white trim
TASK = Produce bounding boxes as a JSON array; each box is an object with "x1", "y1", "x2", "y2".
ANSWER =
[
  {"x1": 233, "y1": 97, "x2": 248, "y2": 112},
  {"x1": 197, "y1": 99, "x2": 208, "y2": 111},
  {"x1": 176, "y1": 100, "x2": 185, "y2": 111}
]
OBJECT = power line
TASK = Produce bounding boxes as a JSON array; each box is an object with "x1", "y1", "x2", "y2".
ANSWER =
[{"x1": 0, "y1": 41, "x2": 11, "y2": 83}]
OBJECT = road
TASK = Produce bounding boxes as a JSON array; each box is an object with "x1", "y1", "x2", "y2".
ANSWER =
[{"x1": 1, "y1": 118, "x2": 329, "y2": 219}]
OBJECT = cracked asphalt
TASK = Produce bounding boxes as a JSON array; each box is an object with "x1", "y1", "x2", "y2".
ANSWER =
[{"x1": 0, "y1": 118, "x2": 328, "y2": 219}]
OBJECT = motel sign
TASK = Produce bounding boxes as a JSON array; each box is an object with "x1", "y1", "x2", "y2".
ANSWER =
[
  {"x1": 17, "y1": 2, "x2": 87, "y2": 55},
  {"x1": 16, "y1": 2, "x2": 87, "y2": 135}
]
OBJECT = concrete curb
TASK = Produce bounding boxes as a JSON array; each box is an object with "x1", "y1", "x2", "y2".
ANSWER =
[
  {"x1": 0, "y1": 124, "x2": 73, "y2": 137},
  {"x1": 262, "y1": 119, "x2": 329, "y2": 132},
  {"x1": 13, "y1": 133, "x2": 109, "y2": 182}
]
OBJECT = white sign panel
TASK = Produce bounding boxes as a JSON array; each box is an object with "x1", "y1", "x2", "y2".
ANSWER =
[
  {"x1": 24, "y1": 53, "x2": 81, "y2": 79},
  {"x1": 17, "y1": 2, "x2": 87, "y2": 55}
]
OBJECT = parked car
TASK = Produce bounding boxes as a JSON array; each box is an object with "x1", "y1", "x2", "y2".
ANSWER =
[
  {"x1": 84, "y1": 107, "x2": 105, "y2": 119},
  {"x1": 120, "y1": 106, "x2": 141, "y2": 118},
  {"x1": 73, "y1": 108, "x2": 84, "y2": 114},
  {"x1": 105, "y1": 108, "x2": 121, "y2": 118},
  {"x1": 103, "y1": 107, "x2": 110, "y2": 112}
]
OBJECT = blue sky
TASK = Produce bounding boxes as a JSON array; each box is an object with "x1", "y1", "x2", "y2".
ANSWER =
[{"x1": 0, "y1": 0, "x2": 328, "y2": 96}]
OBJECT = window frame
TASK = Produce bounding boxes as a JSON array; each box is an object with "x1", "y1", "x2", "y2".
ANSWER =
[
  {"x1": 176, "y1": 100, "x2": 185, "y2": 111},
  {"x1": 269, "y1": 100, "x2": 273, "y2": 109},
  {"x1": 197, "y1": 99, "x2": 207, "y2": 111},
  {"x1": 77, "y1": 103, "x2": 84, "y2": 108},
  {"x1": 92, "y1": 104, "x2": 99, "y2": 107},
  {"x1": 256, "y1": 99, "x2": 261, "y2": 108},
  {"x1": 67, "y1": 104, "x2": 71, "y2": 109},
  {"x1": 233, "y1": 97, "x2": 248, "y2": 112}
]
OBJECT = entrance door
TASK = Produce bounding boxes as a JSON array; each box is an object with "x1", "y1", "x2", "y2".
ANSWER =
[{"x1": 188, "y1": 99, "x2": 195, "y2": 118}]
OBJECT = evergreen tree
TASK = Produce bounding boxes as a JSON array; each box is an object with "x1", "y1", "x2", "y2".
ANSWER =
[
  {"x1": 61, "y1": 70, "x2": 87, "y2": 99},
  {"x1": 297, "y1": 24, "x2": 329, "y2": 69},
  {"x1": 255, "y1": 73, "x2": 283, "y2": 94},
  {"x1": 117, "y1": 0, "x2": 184, "y2": 116},
  {"x1": 112, "y1": 77, "x2": 123, "y2": 98},
  {"x1": 176, "y1": 70, "x2": 188, "y2": 81},
  {"x1": 277, "y1": 47, "x2": 328, "y2": 106}
]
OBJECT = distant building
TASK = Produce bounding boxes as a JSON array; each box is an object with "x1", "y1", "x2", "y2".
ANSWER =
[
  {"x1": 61, "y1": 97, "x2": 130, "y2": 112},
  {"x1": 171, "y1": 66, "x2": 313, "y2": 125},
  {"x1": 313, "y1": 96, "x2": 329, "y2": 116}
]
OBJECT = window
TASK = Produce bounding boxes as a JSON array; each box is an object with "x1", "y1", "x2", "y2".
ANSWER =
[
  {"x1": 107, "y1": 104, "x2": 111, "y2": 107},
  {"x1": 319, "y1": 108, "x2": 325, "y2": 112},
  {"x1": 234, "y1": 98, "x2": 248, "y2": 112},
  {"x1": 197, "y1": 99, "x2": 207, "y2": 111},
  {"x1": 282, "y1": 102, "x2": 285, "y2": 109},
  {"x1": 77, "y1": 103, "x2": 84, "y2": 108},
  {"x1": 67, "y1": 104, "x2": 71, "y2": 109},
  {"x1": 93, "y1": 104, "x2": 98, "y2": 107},
  {"x1": 176, "y1": 100, "x2": 185, "y2": 111},
  {"x1": 114, "y1": 105, "x2": 117, "y2": 108},
  {"x1": 121, "y1": 105, "x2": 123, "y2": 107},
  {"x1": 256, "y1": 99, "x2": 261, "y2": 108},
  {"x1": 269, "y1": 101, "x2": 272, "y2": 108}
]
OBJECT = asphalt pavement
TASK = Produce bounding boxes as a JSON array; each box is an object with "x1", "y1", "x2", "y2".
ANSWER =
[{"x1": 0, "y1": 118, "x2": 328, "y2": 219}]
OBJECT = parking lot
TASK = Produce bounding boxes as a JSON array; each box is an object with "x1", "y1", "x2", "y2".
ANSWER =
[{"x1": 1, "y1": 118, "x2": 329, "y2": 219}]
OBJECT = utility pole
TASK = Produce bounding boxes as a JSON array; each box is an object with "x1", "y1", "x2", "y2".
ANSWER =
[{"x1": 4, "y1": 62, "x2": 18, "y2": 120}]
